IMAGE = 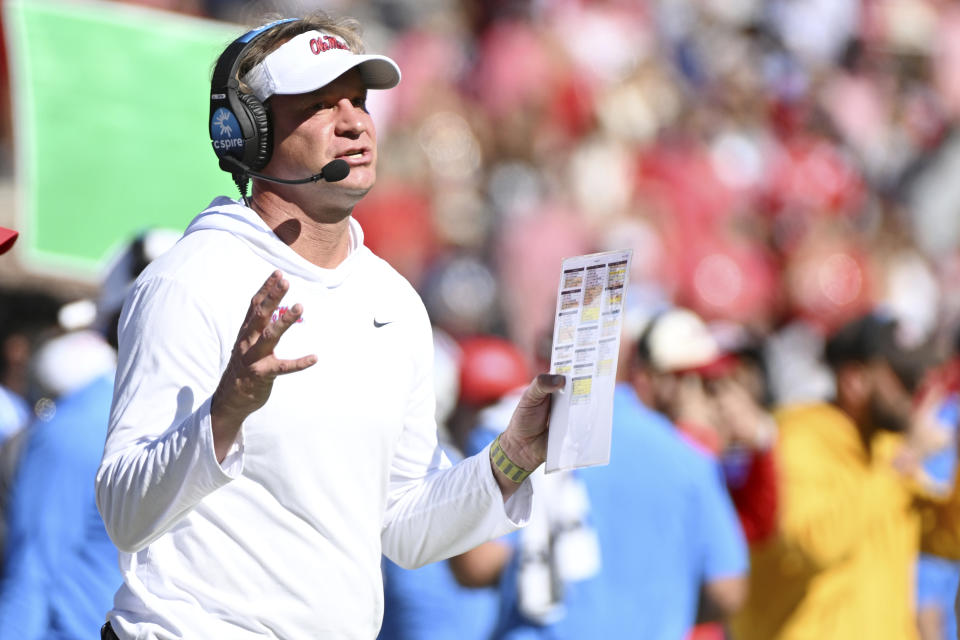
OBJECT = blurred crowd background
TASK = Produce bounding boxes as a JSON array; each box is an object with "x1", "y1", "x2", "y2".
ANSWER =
[
  {"x1": 4, "y1": 0, "x2": 960, "y2": 639},
  {"x1": 5, "y1": 0, "x2": 960, "y2": 341}
]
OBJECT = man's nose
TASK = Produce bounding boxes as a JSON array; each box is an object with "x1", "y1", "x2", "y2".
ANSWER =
[{"x1": 334, "y1": 99, "x2": 367, "y2": 136}]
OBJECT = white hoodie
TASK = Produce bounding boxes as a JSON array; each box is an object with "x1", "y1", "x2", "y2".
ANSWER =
[{"x1": 96, "y1": 198, "x2": 532, "y2": 639}]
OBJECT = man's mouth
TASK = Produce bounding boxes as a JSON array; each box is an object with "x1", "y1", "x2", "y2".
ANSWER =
[{"x1": 338, "y1": 149, "x2": 369, "y2": 164}]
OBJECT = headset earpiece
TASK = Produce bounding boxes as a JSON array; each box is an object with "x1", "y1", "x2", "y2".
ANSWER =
[{"x1": 236, "y1": 92, "x2": 272, "y2": 171}]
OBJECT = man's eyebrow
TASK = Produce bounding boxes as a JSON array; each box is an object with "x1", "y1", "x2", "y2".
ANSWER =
[{"x1": 308, "y1": 85, "x2": 367, "y2": 98}]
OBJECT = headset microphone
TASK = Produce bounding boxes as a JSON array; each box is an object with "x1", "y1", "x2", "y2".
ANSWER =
[{"x1": 219, "y1": 156, "x2": 351, "y2": 185}]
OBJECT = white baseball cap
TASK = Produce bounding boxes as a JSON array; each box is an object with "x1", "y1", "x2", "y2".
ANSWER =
[
  {"x1": 643, "y1": 308, "x2": 725, "y2": 374},
  {"x1": 242, "y1": 30, "x2": 401, "y2": 102}
]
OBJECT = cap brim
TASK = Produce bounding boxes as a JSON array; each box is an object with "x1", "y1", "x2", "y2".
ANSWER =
[
  {"x1": 675, "y1": 353, "x2": 739, "y2": 379},
  {"x1": 270, "y1": 53, "x2": 400, "y2": 97},
  {"x1": 0, "y1": 227, "x2": 18, "y2": 255}
]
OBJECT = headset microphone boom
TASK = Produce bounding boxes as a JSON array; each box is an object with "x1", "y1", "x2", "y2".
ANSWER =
[{"x1": 218, "y1": 156, "x2": 350, "y2": 185}]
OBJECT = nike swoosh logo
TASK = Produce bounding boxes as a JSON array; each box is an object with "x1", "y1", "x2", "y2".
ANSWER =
[{"x1": 373, "y1": 319, "x2": 393, "y2": 328}]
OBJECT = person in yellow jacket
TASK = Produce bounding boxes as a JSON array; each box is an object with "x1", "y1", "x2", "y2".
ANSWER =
[{"x1": 732, "y1": 314, "x2": 959, "y2": 640}]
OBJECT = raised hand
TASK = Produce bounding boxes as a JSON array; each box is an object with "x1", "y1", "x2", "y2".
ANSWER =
[
  {"x1": 712, "y1": 377, "x2": 776, "y2": 450},
  {"x1": 211, "y1": 270, "x2": 318, "y2": 462},
  {"x1": 672, "y1": 374, "x2": 718, "y2": 431}
]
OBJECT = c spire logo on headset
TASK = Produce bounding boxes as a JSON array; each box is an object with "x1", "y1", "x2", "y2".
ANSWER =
[{"x1": 211, "y1": 108, "x2": 244, "y2": 151}]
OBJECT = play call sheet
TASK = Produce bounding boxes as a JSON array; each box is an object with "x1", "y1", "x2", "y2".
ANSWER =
[{"x1": 546, "y1": 249, "x2": 632, "y2": 473}]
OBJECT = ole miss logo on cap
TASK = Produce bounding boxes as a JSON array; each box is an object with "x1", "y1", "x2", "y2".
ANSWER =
[{"x1": 310, "y1": 35, "x2": 349, "y2": 55}]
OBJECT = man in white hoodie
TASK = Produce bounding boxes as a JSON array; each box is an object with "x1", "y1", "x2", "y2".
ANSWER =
[{"x1": 95, "y1": 12, "x2": 563, "y2": 640}]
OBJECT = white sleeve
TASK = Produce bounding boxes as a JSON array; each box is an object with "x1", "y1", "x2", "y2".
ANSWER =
[
  {"x1": 95, "y1": 275, "x2": 242, "y2": 553},
  {"x1": 380, "y1": 302, "x2": 533, "y2": 569}
]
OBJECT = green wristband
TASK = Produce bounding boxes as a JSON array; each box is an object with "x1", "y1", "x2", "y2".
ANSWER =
[{"x1": 490, "y1": 434, "x2": 533, "y2": 483}]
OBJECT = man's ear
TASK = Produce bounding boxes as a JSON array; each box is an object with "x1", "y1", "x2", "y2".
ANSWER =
[
  {"x1": 630, "y1": 367, "x2": 655, "y2": 404},
  {"x1": 630, "y1": 366, "x2": 647, "y2": 392}
]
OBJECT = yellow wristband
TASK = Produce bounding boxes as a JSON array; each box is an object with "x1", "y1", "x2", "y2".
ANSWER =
[{"x1": 490, "y1": 434, "x2": 532, "y2": 483}]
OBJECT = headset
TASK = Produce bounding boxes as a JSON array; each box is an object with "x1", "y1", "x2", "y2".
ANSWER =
[{"x1": 209, "y1": 18, "x2": 300, "y2": 194}]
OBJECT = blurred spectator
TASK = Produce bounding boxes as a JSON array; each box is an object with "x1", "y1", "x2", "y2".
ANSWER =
[
  {"x1": 0, "y1": 288, "x2": 62, "y2": 576},
  {"x1": 638, "y1": 310, "x2": 779, "y2": 548},
  {"x1": 732, "y1": 312, "x2": 960, "y2": 640},
  {"x1": 911, "y1": 334, "x2": 960, "y2": 640},
  {"x1": 0, "y1": 229, "x2": 178, "y2": 640},
  {"x1": 634, "y1": 308, "x2": 774, "y2": 640},
  {"x1": 0, "y1": 289, "x2": 61, "y2": 443},
  {"x1": 0, "y1": 330, "x2": 116, "y2": 638},
  {"x1": 709, "y1": 325, "x2": 780, "y2": 546},
  {"x1": 915, "y1": 392, "x2": 960, "y2": 640}
]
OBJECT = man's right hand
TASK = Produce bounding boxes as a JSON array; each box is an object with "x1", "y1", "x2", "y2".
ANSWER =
[{"x1": 211, "y1": 270, "x2": 317, "y2": 462}]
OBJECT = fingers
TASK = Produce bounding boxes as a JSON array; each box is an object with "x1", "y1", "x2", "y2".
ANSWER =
[
  {"x1": 236, "y1": 272, "x2": 315, "y2": 372},
  {"x1": 918, "y1": 382, "x2": 948, "y2": 414},
  {"x1": 250, "y1": 304, "x2": 317, "y2": 376},
  {"x1": 713, "y1": 377, "x2": 737, "y2": 396},
  {"x1": 251, "y1": 352, "x2": 318, "y2": 378},
  {"x1": 243, "y1": 282, "x2": 315, "y2": 374},
  {"x1": 248, "y1": 302, "x2": 303, "y2": 362},
  {"x1": 241, "y1": 271, "x2": 288, "y2": 347},
  {"x1": 519, "y1": 373, "x2": 566, "y2": 406},
  {"x1": 272, "y1": 354, "x2": 319, "y2": 376}
]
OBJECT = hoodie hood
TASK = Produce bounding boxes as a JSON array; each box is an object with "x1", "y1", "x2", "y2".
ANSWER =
[{"x1": 183, "y1": 197, "x2": 368, "y2": 287}]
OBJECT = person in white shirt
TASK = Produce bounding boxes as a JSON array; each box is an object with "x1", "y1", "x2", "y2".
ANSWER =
[{"x1": 95, "y1": 12, "x2": 563, "y2": 640}]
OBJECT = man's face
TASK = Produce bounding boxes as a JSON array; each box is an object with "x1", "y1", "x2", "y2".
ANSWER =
[
  {"x1": 866, "y1": 360, "x2": 913, "y2": 433},
  {"x1": 265, "y1": 68, "x2": 377, "y2": 199}
]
